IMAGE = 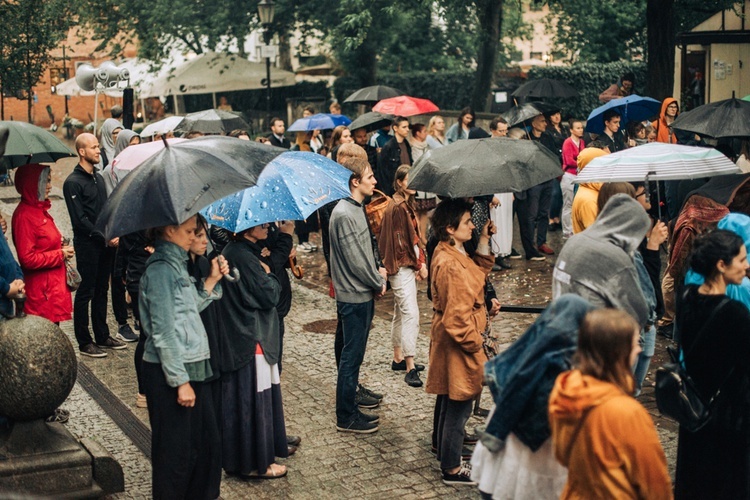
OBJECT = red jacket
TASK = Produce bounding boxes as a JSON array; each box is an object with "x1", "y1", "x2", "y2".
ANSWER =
[{"x1": 12, "y1": 164, "x2": 72, "y2": 322}]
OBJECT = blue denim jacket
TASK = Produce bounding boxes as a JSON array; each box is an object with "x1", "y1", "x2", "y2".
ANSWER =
[
  {"x1": 140, "y1": 240, "x2": 221, "y2": 387},
  {"x1": 481, "y1": 294, "x2": 594, "y2": 452},
  {"x1": 0, "y1": 235, "x2": 22, "y2": 318},
  {"x1": 634, "y1": 251, "x2": 657, "y2": 324}
]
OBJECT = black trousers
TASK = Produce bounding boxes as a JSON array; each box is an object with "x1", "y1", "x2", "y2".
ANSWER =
[
  {"x1": 109, "y1": 247, "x2": 129, "y2": 325},
  {"x1": 73, "y1": 239, "x2": 112, "y2": 348},
  {"x1": 131, "y1": 290, "x2": 147, "y2": 394},
  {"x1": 436, "y1": 397, "x2": 473, "y2": 470},
  {"x1": 143, "y1": 362, "x2": 221, "y2": 500}
]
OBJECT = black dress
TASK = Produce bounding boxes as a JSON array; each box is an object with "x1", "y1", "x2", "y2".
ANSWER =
[{"x1": 675, "y1": 286, "x2": 750, "y2": 499}]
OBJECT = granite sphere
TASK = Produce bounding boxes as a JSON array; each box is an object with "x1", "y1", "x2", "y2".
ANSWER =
[{"x1": 0, "y1": 315, "x2": 77, "y2": 421}]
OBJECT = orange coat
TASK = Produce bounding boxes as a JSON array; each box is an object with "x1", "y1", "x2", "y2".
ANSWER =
[
  {"x1": 571, "y1": 148, "x2": 608, "y2": 233},
  {"x1": 549, "y1": 370, "x2": 672, "y2": 500},
  {"x1": 425, "y1": 241, "x2": 492, "y2": 400},
  {"x1": 651, "y1": 97, "x2": 679, "y2": 144}
]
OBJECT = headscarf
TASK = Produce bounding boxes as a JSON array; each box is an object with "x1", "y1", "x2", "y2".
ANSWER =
[
  {"x1": 114, "y1": 129, "x2": 140, "y2": 158},
  {"x1": 99, "y1": 118, "x2": 123, "y2": 166}
]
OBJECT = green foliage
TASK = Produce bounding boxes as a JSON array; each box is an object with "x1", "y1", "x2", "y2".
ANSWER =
[{"x1": 527, "y1": 61, "x2": 647, "y2": 118}]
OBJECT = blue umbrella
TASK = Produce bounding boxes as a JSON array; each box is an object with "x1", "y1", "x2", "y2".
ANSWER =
[
  {"x1": 287, "y1": 113, "x2": 352, "y2": 132},
  {"x1": 585, "y1": 95, "x2": 661, "y2": 134},
  {"x1": 201, "y1": 151, "x2": 352, "y2": 232}
]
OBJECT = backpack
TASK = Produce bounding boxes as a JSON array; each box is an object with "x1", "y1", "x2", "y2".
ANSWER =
[{"x1": 365, "y1": 189, "x2": 392, "y2": 237}]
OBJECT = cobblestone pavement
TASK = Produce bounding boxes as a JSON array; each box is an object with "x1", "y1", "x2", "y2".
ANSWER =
[{"x1": 0, "y1": 158, "x2": 679, "y2": 498}]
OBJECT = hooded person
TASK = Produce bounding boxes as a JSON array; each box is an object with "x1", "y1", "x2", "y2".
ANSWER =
[
  {"x1": 570, "y1": 147, "x2": 608, "y2": 233},
  {"x1": 11, "y1": 164, "x2": 72, "y2": 323},
  {"x1": 651, "y1": 97, "x2": 679, "y2": 144},
  {"x1": 102, "y1": 129, "x2": 140, "y2": 195},
  {"x1": 553, "y1": 194, "x2": 650, "y2": 327},
  {"x1": 98, "y1": 118, "x2": 123, "y2": 169}
]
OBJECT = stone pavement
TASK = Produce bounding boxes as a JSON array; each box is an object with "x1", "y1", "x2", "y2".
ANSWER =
[{"x1": 0, "y1": 161, "x2": 679, "y2": 498}]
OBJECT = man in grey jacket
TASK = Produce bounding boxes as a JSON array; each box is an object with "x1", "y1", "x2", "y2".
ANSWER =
[
  {"x1": 552, "y1": 194, "x2": 650, "y2": 327},
  {"x1": 330, "y1": 156, "x2": 387, "y2": 434}
]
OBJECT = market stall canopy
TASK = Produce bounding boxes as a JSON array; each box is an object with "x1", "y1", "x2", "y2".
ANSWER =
[{"x1": 142, "y1": 52, "x2": 297, "y2": 97}]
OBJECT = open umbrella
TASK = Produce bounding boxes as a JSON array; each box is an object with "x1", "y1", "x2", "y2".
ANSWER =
[
  {"x1": 109, "y1": 138, "x2": 188, "y2": 186},
  {"x1": 0, "y1": 121, "x2": 75, "y2": 168},
  {"x1": 585, "y1": 95, "x2": 661, "y2": 134},
  {"x1": 343, "y1": 85, "x2": 404, "y2": 104},
  {"x1": 671, "y1": 97, "x2": 750, "y2": 138},
  {"x1": 372, "y1": 96, "x2": 439, "y2": 117},
  {"x1": 201, "y1": 152, "x2": 351, "y2": 232},
  {"x1": 174, "y1": 109, "x2": 249, "y2": 135},
  {"x1": 502, "y1": 102, "x2": 560, "y2": 127},
  {"x1": 408, "y1": 137, "x2": 561, "y2": 198},
  {"x1": 287, "y1": 113, "x2": 351, "y2": 132},
  {"x1": 511, "y1": 78, "x2": 579, "y2": 99},
  {"x1": 348, "y1": 112, "x2": 394, "y2": 132},
  {"x1": 95, "y1": 136, "x2": 286, "y2": 239},
  {"x1": 140, "y1": 116, "x2": 185, "y2": 138}
]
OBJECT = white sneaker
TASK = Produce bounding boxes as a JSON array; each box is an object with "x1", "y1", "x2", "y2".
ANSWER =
[{"x1": 297, "y1": 243, "x2": 312, "y2": 253}]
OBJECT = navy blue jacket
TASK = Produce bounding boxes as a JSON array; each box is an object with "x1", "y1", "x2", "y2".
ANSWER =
[{"x1": 0, "y1": 235, "x2": 23, "y2": 318}]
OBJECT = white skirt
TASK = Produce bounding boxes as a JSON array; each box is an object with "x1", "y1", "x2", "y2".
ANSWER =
[{"x1": 490, "y1": 193, "x2": 514, "y2": 257}]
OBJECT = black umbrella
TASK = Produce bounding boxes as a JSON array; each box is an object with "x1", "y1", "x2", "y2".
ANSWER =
[
  {"x1": 343, "y1": 85, "x2": 404, "y2": 104},
  {"x1": 348, "y1": 111, "x2": 394, "y2": 132},
  {"x1": 408, "y1": 137, "x2": 562, "y2": 198},
  {"x1": 502, "y1": 102, "x2": 560, "y2": 128},
  {"x1": 174, "y1": 109, "x2": 249, "y2": 135},
  {"x1": 95, "y1": 136, "x2": 286, "y2": 239},
  {"x1": 0, "y1": 127, "x2": 8, "y2": 158},
  {"x1": 0, "y1": 121, "x2": 75, "y2": 168},
  {"x1": 671, "y1": 97, "x2": 750, "y2": 138},
  {"x1": 511, "y1": 78, "x2": 579, "y2": 99}
]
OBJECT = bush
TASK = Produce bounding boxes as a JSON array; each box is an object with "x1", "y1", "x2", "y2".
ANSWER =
[{"x1": 527, "y1": 61, "x2": 647, "y2": 119}]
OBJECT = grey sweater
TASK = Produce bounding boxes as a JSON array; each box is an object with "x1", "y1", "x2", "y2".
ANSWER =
[{"x1": 329, "y1": 198, "x2": 385, "y2": 303}]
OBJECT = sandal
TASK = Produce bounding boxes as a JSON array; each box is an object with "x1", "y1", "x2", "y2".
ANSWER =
[{"x1": 244, "y1": 463, "x2": 287, "y2": 479}]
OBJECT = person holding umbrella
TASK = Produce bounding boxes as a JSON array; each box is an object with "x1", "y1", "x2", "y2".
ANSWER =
[
  {"x1": 598, "y1": 72, "x2": 636, "y2": 103},
  {"x1": 597, "y1": 110, "x2": 627, "y2": 153}
]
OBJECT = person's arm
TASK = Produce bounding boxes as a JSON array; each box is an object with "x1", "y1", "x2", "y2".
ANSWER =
[
  {"x1": 266, "y1": 230, "x2": 293, "y2": 274},
  {"x1": 621, "y1": 404, "x2": 673, "y2": 500},
  {"x1": 598, "y1": 83, "x2": 620, "y2": 103},
  {"x1": 229, "y1": 249, "x2": 281, "y2": 310},
  {"x1": 561, "y1": 139, "x2": 578, "y2": 170},
  {"x1": 435, "y1": 260, "x2": 484, "y2": 353},
  {"x1": 62, "y1": 179, "x2": 100, "y2": 240},
  {"x1": 333, "y1": 215, "x2": 384, "y2": 291},
  {"x1": 445, "y1": 124, "x2": 459, "y2": 144},
  {"x1": 12, "y1": 217, "x2": 65, "y2": 271}
]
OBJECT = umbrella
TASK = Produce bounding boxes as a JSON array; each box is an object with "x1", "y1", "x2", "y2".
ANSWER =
[
  {"x1": 174, "y1": 109, "x2": 249, "y2": 135},
  {"x1": 0, "y1": 121, "x2": 75, "y2": 168},
  {"x1": 502, "y1": 102, "x2": 560, "y2": 127},
  {"x1": 511, "y1": 78, "x2": 579, "y2": 99},
  {"x1": 287, "y1": 113, "x2": 351, "y2": 132},
  {"x1": 140, "y1": 116, "x2": 185, "y2": 138},
  {"x1": 343, "y1": 85, "x2": 404, "y2": 104},
  {"x1": 201, "y1": 152, "x2": 351, "y2": 232},
  {"x1": 372, "y1": 96, "x2": 439, "y2": 117},
  {"x1": 110, "y1": 138, "x2": 188, "y2": 185},
  {"x1": 348, "y1": 112, "x2": 394, "y2": 132},
  {"x1": 585, "y1": 95, "x2": 661, "y2": 134},
  {"x1": 95, "y1": 136, "x2": 286, "y2": 239},
  {"x1": 408, "y1": 137, "x2": 562, "y2": 198},
  {"x1": 0, "y1": 128, "x2": 8, "y2": 158},
  {"x1": 671, "y1": 97, "x2": 750, "y2": 138}
]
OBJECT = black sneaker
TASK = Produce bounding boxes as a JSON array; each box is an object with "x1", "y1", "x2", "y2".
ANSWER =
[
  {"x1": 657, "y1": 324, "x2": 674, "y2": 340},
  {"x1": 357, "y1": 384, "x2": 383, "y2": 401},
  {"x1": 80, "y1": 343, "x2": 107, "y2": 358},
  {"x1": 527, "y1": 254, "x2": 546, "y2": 262},
  {"x1": 358, "y1": 411, "x2": 379, "y2": 424},
  {"x1": 405, "y1": 369, "x2": 423, "y2": 387},
  {"x1": 391, "y1": 360, "x2": 425, "y2": 372},
  {"x1": 287, "y1": 435, "x2": 302, "y2": 447},
  {"x1": 442, "y1": 463, "x2": 476, "y2": 485},
  {"x1": 463, "y1": 433, "x2": 479, "y2": 445},
  {"x1": 509, "y1": 248, "x2": 522, "y2": 260},
  {"x1": 97, "y1": 336, "x2": 127, "y2": 350},
  {"x1": 336, "y1": 417, "x2": 379, "y2": 434},
  {"x1": 355, "y1": 391, "x2": 380, "y2": 409},
  {"x1": 494, "y1": 257, "x2": 512, "y2": 269},
  {"x1": 116, "y1": 324, "x2": 139, "y2": 342}
]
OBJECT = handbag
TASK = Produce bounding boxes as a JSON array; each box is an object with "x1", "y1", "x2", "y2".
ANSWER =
[
  {"x1": 65, "y1": 260, "x2": 82, "y2": 291},
  {"x1": 655, "y1": 297, "x2": 732, "y2": 432}
]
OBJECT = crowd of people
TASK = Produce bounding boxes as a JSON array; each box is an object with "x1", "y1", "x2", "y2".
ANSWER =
[{"x1": 0, "y1": 81, "x2": 748, "y2": 499}]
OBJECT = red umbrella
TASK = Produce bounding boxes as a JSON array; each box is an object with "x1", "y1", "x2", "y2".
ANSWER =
[{"x1": 372, "y1": 96, "x2": 439, "y2": 117}]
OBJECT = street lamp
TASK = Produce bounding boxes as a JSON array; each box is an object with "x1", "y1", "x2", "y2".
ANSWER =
[{"x1": 258, "y1": 0, "x2": 275, "y2": 122}]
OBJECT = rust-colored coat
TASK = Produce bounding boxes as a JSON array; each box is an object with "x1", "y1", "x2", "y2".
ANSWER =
[{"x1": 425, "y1": 241, "x2": 493, "y2": 401}]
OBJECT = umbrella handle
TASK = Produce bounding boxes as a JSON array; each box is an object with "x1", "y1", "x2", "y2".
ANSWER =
[{"x1": 224, "y1": 267, "x2": 241, "y2": 282}]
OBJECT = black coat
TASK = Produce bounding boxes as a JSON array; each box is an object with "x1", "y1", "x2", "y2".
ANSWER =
[
  {"x1": 377, "y1": 137, "x2": 411, "y2": 196},
  {"x1": 254, "y1": 227, "x2": 293, "y2": 318},
  {"x1": 267, "y1": 134, "x2": 291, "y2": 149}
]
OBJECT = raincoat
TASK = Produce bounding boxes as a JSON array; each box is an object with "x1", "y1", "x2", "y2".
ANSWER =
[
  {"x1": 11, "y1": 164, "x2": 71, "y2": 322},
  {"x1": 98, "y1": 118, "x2": 123, "y2": 168},
  {"x1": 652, "y1": 97, "x2": 679, "y2": 144},
  {"x1": 571, "y1": 147, "x2": 608, "y2": 233},
  {"x1": 548, "y1": 370, "x2": 672, "y2": 499}
]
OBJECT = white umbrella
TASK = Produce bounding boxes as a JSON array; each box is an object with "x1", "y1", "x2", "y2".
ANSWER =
[{"x1": 140, "y1": 116, "x2": 185, "y2": 138}]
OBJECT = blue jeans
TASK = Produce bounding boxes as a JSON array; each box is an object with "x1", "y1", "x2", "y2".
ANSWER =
[
  {"x1": 633, "y1": 324, "x2": 656, "y2": 394},
  {"x1": 336, "y1": 300, "x2": 375, "y2": 424}
]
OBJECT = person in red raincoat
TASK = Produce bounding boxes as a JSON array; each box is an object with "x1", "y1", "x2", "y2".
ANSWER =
[{"x1": 12, "y1": 164, "x2": 74, "y2": 323}]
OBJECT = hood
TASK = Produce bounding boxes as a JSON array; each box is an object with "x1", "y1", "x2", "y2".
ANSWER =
[
  {"x1": 718, "y1": 213, "x2": 750, "y2": 248},
  {"x1": 549, "y1": 370, "x2": 625, "y2": 464},
  {"x1": 14, "y1": 163, "x2": 50, "y2": 209},
  {"x1": 114, "y1": 129, "x2": 139, "y2": 158},
  {"x1": 658, "y1": 97, "x2": 678, "y2": 121},
  {"x1": 577, "y1": 147, "x2": 608, "y2": 190},
  {"x1": 99, "y1": 118, "x2": 123, "y2": 157},
  {"x1": 583, "y1": 194, "x2": 650, "y2": 254},
  {"x1": 654, "y1": 97, "x2": 679, "y2": 144}
]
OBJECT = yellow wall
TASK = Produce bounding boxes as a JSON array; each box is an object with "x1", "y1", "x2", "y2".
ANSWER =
[{"x1": 708, "y1": 43, "x2": 750, "y2": 100}]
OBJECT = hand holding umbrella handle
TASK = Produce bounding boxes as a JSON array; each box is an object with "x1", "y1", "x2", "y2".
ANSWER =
[
  {"x1": 289, "y1": 256, "x2": 304, "y2": 279},
  {"x1": 224, "y1": 267, "x2": 241, "y2": 282}
]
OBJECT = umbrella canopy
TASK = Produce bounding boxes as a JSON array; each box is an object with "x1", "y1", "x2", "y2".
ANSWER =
[
  {"x1": 408, "y1": 137, "x2": 562, "y2": 198},
  {"x1": 95, "y1": 136, "x2": 286, "y2": 239},
  {"x1": 0, "y1": 121, "x2": 75, "y2": 168},
  {"x1": 140, "y1": 116, "x2": 185, "y2": 138},
  {"x1": 111, "y1": 138, "x2": 188, "y2": 178},
  {"x1": 585, "y1": 95, "x2": 661, "y2": 134},
  {"x1": 670, "y1": 97, "x2": 750, "y2": 139},
  {"x1": 372, "y1": 96, "x2": 439, "y2": 117},
  {"x1": 287, "y1": 113, "x2": 352, "y2": 132},
  {"x1": 174, "y1": 109, "x2": 249, "y2": 135},
  {"x1": 574, "y1": 143, "x2": 740, "y2": 183},
  {"x1": 348, "y1": 111, "x2": 394, "y2": 132},
  {"x1": 502, "y1": 102, "x2": 560, "y2": 127},
  {"x1": 511, "y1": 78, "x2": 579, "y2": 99},
  {"x1": 201, "y1": 152, "x2": 351, "y2": 232},
  {"x1": 343, "y1": 85, "x2": 404, "y2": 104}
]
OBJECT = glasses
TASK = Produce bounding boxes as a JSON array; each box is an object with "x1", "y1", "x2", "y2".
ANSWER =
[{"x1": 636, "y1": 191, "x2": 647, "y2": 199}]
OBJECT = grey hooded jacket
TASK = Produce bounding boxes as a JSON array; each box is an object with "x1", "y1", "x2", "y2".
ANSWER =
[{"x1": 552, "y1": 194, "x2": 650, "y2": 326}]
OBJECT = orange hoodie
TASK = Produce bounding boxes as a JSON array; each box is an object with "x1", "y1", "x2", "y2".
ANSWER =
[
  {"x1": 652, "y1": 97, "x2": 679, "y2": 144},
  {"x1": 571, "y1": 148, "x2": 608, "y2": 233},
  {"x1": 548, "y1": 370, "x2": 672, "y2": 500}
]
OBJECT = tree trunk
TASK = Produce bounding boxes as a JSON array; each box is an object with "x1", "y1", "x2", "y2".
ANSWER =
[
  {"x1": 278, "y1": 32, "x2": 293, "y2": 72},
  {"x1": 646, "y1": 0, "x2": 676, "y2": 101},
  {"x1": 471, "y1": 0, "x2": 502, "y2": 112}
]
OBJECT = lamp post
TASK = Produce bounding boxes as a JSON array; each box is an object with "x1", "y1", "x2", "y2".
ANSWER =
[{"x1": 258, "y1": 0, "x2": 275, "y2": 123}]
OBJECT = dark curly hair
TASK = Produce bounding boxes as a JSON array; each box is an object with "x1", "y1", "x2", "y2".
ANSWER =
[{"x1": 689, "y1": 229, "x2": 745, "y2": 280}]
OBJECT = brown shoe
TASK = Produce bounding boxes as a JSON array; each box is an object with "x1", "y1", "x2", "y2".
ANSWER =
[{"x1": 538, "y1": 244, "x2": 555, "y2": 255}]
